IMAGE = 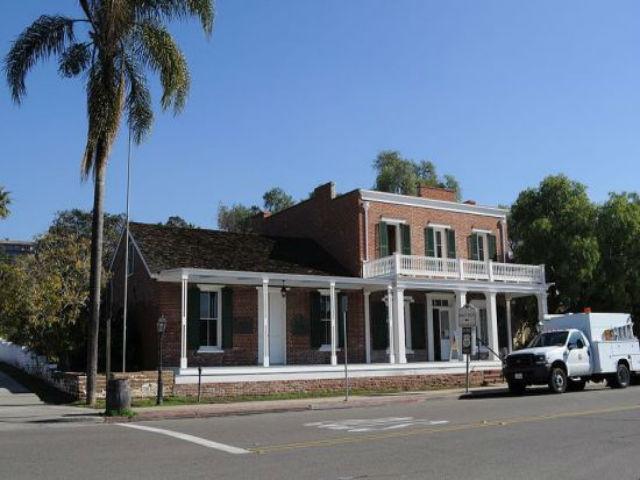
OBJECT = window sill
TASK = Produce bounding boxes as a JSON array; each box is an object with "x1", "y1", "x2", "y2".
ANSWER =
[
  {"x1": 318, "y1": 345, "x2": 342, "y2": 352},
  {"x1": 197, "y1": 347, "x2": 224, "y2": 354}
]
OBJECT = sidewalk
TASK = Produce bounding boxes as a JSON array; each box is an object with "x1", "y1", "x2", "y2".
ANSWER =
[{"x1": 109, "y1": 384, "x2": 509, "y2": 423}]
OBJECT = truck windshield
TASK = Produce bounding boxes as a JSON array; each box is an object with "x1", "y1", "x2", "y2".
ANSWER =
[{"x1": 528, "y1": 331, "x2": 568, "y2": 348}]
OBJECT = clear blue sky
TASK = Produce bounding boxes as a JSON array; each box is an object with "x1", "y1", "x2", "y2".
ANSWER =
[{"x1": 2, "y1": 1, "x2": 640, "y2": 240}]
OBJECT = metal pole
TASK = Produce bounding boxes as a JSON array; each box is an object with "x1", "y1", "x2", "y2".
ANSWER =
[
  {"x1": 465, "y1": 351, "x2": 470, "y2": 394},
  {"x1": 157, "y1": 330, "x2": 163, "y2": 405},
  {"x1": 122, "y1": 128, "x2": 132, "y2": 372},
  {"x1": 342, "y1": 297, "x2": 349, "y2": 401},
  {"x1": 197, "y1": 366, "x2": 202, "y2": 403}
]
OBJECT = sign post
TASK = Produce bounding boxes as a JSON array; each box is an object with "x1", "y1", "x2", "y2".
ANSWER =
[{"x1": 458, "y1": 304, "x2": 478, "y2": 394}]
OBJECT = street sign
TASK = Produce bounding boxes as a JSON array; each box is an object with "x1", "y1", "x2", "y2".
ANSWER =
[
  {"x1": 458, "y1": 304, "x2": 478, "y2": 328},
  {"x1": 462, "y1": 327, "x2": 473, "y2": 355}
]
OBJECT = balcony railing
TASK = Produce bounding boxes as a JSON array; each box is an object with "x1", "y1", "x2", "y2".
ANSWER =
[{"x1": 362, "y1": 254, "x2": 545, "y2": 284}]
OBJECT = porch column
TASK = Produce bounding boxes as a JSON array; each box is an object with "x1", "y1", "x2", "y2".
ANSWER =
[
  {"x1": 505, "y1": 294, "x2": 513, "y2": 353},
  {"x1": 261, "y1": 278, "x2": 270, "y2": 367},
  {"x1": 180, "y1": 273, "x2": 188, "y2": 369},
  {"x1": 363, "y1": 290, "x2": 371, "y2": 364},
  {"x1": 387, "y1": 285, "x2": 395, "y2": 364},
  {"x1": 455, "y1": 290, "x2": 467, "y2": 362},
  {"x1": 329, "y1": 281, "x2": 338, "y2": 366},
  {"x1": 393, "y1": 287, "x2": 406, "y2": 364},
  {"x1": 536, "y1": 291, "x2": 548, "y2": 324},
  {"x1": 426, "y1": 293, "x2": 434, "y2": 362},
  {"x1": 484, "y1": 291, "x2": 499, "y2": 360}
]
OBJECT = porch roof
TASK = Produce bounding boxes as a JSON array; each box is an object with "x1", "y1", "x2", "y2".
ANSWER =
[{"x1": 129, "y1": 222, "x2": 352, "y2": 277}]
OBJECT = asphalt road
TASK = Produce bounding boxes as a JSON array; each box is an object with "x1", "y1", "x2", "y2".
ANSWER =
[{"x1": 2, "y1": 382, "x2": 640, "y2": 480}]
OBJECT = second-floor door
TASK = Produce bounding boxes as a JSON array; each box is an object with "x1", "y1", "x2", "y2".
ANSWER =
[{"x1": 425, "y1": 227, "x2": 456, "y2": 259}]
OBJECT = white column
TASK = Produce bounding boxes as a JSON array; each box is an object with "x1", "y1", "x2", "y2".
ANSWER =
[
  {"x1": 180, "y1": 274, "x2": 188, "y2": 369},
  {"x1": 426, "y1": 293, "x2": 434, "y2": 362},
  {"x1": 362, "y1": 201, "x2": 370, "y2": 262},
  {"x1": 484, "y1": 291, "x2": 499, "y2": 360},
  {"x1": 537, "y1": 292, "x2": 548, "y2": 324},
  {"x1": 329, "y1": 281, "x2": 337, "y2": 366},
  {"x1": 363, "y1": 290, "x2": 371, "y2": 364},
  {"x1": 387, "y1": 285, "x2": 395, "y2": 364},
  {"x1": 393, "y1": 287, "x2": 406, "y2": 364},
  {"x1": 261, "y1": 278, "x2": 270, "y2": 367},
  {"x1": 455, "y1": 290, "x2": 467, "y2": 362},
  {"x1": 404, "y1": 299, "x2": 412, "y2": 353},
  {"x1": 505, "y1": 294, "x2": 513, "y2": 353}
]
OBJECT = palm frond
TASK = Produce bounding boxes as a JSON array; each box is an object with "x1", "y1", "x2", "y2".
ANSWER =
[
  {"x1": 124, "y1": 56, "x2": 153, "y2": 143},
  {"x1": 135, "y1": 22, "x2": 190, "y2": 113},
  {"x1": 130, "y1": 0, "x2": 215, "y2": 36},
  {"x1": 4, "y1": 15, "x2": 75, "y2": 103},
  {"x1": 58, "y1": 42, "x2": 92, "y2": 77}
]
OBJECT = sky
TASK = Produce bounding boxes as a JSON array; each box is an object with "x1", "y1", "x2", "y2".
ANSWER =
[{"x1": 2, "y1": 0, "x2": 640, "y2": 240}]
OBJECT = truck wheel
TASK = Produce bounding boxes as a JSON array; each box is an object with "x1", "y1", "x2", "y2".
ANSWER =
[
  {"x1": 508, "y1": 381, "x2": 526, "y2": 395},
  {"x1": 610, "y1": 363, "x2": 630, "y2": 389},
  {"x1": 567, "y1": 378, "x2": 586, "y2": 392},
  {"x1": 548, "y1": 367, "x2": 567, "y2": 394}
]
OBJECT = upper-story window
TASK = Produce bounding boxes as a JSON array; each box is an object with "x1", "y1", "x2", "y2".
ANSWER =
[
  {"x1": 469, "y1": 231, "x2": 497, "y2": 261},
  {"x1": 377, "y1": 221, "x2": 411, "y2": 257},
  {"x1": 425, "y1": 226, "x2": 456, "y2": 259}
]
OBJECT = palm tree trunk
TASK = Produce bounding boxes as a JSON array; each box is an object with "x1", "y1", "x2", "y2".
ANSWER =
[{"x1": 86, "y1": 152, "x2": 107, "y2": 406}]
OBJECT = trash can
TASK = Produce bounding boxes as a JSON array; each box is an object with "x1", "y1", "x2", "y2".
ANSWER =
[{"x1": 106, "y1": 378, "x2": 131, "y2": 412}]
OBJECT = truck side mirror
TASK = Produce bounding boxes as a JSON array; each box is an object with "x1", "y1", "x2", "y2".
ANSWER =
[{"x1": 576, "y1": 339, "x2": 584, "y2": 349}]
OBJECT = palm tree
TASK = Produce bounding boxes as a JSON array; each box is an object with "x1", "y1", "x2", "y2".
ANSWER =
[
  {"x1": 5, "y1": 0, "x2": 214, "y2": 405},
  {"x1": 0, "y1": 186, "x2": 10, "y2": 219}
]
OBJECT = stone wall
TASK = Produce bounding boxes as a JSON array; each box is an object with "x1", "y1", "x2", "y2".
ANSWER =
[
  {"x1": 174, "y1": 369, "x2": 503, "y2": 398},
  {"x1": 57, "y1": 370, "x2": 175, "y2": 401}
]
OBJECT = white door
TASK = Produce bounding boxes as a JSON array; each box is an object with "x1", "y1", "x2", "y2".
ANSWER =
[
  {"x1": 566, "y1": 331, "x2": 590, "y2": 377},
  {"x1": 439, "y1": 310, "x2": 451, "y2": 360},
  {"x1": 268, "y1": 291, "x2": 286, "y2": 365}
]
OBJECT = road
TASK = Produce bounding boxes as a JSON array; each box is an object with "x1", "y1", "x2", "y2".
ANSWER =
[{"x1": 1, "y1": 379, "x2": 640, "y2": 479}]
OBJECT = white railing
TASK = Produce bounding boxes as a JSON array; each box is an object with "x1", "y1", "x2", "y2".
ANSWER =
[{"x1": 363, "y1": 254, "x2": 545, "y2": 284}]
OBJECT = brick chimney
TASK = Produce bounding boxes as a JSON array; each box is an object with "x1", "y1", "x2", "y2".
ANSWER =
[
  {"x1": 417, "y1": 185, "x2": 457, "y2": 202},
  {"x1": 313, "y1": 182, "x2": 336, "y2": 200}
]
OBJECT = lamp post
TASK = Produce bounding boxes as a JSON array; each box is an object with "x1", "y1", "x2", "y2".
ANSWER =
[{"x1": 156, "y1": 315, "x2": 167, "y2": 406}]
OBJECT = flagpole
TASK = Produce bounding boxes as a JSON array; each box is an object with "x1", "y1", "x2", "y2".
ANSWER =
[{"x1": 122, "y1": 128, "x2": 132, "y2": 372}]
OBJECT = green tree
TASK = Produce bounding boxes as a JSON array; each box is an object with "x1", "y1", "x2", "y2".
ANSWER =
[
  {"x1": 594, "y1": 193, "x2": 640, "y2": 319},
  {"x1": 164, "y1": 215, "x2": 196, "y2": 228},
  {"x1": 5, "y1": 0, "x2": 215, "y2": 405},
  {"x1": 217, "y1": 203, "x2": 260, "y2": 233},
  {"x1": 509, "y1": 175, "x2": 600, "y2": 313},
  {"x1": 373, "y1": 151, "x2": 461, "y2": 199},
  {"x1": 263, "y1": 187, "x2": 294, "y2": 213},
  {"x1": 0, "y1": 186, "x2": 10, "y2": 219}
]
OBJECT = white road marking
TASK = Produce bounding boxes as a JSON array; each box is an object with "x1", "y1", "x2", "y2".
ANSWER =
[
  {"x1": 117, "y1": 423, "x2": 249, "y2": 454},
  {"x1": 304, "y1": 417, "x2": 450, "y2": 433}
]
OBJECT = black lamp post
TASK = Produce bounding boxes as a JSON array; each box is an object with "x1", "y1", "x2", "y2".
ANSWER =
[{"x1": 156, "y1": 314, "x2": 167, "y2": 405}]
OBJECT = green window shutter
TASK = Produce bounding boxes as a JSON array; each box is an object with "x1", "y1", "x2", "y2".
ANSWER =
[
  {"x1": 309, "y1": 291, "x2": 322, "y2": 349},
  {"x1": 371, "y1": 301, "x2": 389, "y2": 350},
  {"x1": 400, "y1": 224, "x2": 411, "y2": 255},
  {"x1": 378, "y1": 222, "x2": 389, "y2": 257},
  {"x1": 410, "y1": 303, "x2": 426, "y2": 350},
  {"x1": 468, "y1": 234, "x2": 479, "y2": 260},
  {"x1": 337, "y1": 293, "x2": 347, "y2": 349},
  {"x1": 488, "y1": 234, "x2": 497, "y2": 261},
  {"x1": 425, "y1": 227, "x2": 435, "y2": 257},
  {"x1": 187, "y1": 286, "x2": 200, "y2": 350},
  {"x1": 221, "y1": 287, "x2": 233, "y2": 349},
  {"x1": 446, "y1": 229, "x2": 456, "y2": 259}
]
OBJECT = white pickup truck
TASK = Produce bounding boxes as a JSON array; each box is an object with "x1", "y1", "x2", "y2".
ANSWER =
[{"x1": 503, "y1": 312, "x2": 640, "y2": 394}]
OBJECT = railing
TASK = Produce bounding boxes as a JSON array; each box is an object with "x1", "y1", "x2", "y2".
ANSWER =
[{"x1": 363, "y1": 253, "x2": 545, "y2": 284}]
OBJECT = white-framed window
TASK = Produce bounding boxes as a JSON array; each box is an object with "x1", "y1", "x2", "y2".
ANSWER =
[
  {"x1": 199, "y1": 288, "x2": 222, "y2": 350},
  {"x1": 319, "y1": 293, "x2": 332, "y2": 349},
  {"x1": 126, "y1": 242, "x2": 135, "y2": 276}
]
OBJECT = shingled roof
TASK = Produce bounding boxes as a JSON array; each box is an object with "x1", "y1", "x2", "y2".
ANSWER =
[{"x1": 128, "y1": 222, "x2": 352, "y2": 277}]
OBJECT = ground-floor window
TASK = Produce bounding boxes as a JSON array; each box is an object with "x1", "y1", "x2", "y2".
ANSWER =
[
  {"x1": 319, "y1": 293, "x2": 331, "y2": 348},
  {"x1": 199, "y1": 289, "x2": 221, "y2": 349}
]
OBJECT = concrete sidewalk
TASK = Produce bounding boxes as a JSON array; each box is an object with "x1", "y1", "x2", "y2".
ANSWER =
[{"x1": 113, "y1": 385, "x2": 509, "y2": 422}]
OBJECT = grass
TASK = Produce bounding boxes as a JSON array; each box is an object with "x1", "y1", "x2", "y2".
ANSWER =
[{"x1": 0, "y1": 362, "x2": 75, "y2": 405}]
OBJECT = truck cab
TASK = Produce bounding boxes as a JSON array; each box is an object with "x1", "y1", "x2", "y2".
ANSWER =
[{"x1": 504, "y1": 312, "x2": 639, "y2": 394}]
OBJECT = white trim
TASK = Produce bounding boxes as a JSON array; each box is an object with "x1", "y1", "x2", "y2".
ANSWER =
[
  {"x1": 198, "y1": 287, "x2": 223, "y2": 351},
  {"x1": 428, "y1": 223, "x2": 451, "y2": 229},
  {"x1": 380, "y1": 217, "x2": 407, "y2": 225},
  {"x1": 197, "y1": 284, "x2": 225, "y2": 292},
  {"x1": 197, "y1": 347, "x2": 224, "y2": 354},
  {"x1": 360, "y1": 189, "x2": 508, "y2": 218},
  {"x1": 472, "y1": 228, "x2": 493, "y2": 234}
]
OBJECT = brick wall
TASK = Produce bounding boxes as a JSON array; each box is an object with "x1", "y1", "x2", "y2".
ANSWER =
[{"x1": 417, "y1": 185, "x2": 457, "y2": 201}]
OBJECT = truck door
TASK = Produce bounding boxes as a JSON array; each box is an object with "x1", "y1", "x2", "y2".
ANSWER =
[{"x1": 566, "y1": 331, "x2": 591, "y2": 377}]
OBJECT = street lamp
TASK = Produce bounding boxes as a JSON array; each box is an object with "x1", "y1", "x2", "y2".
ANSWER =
[{"x1": 156, "y1": 315, "x2": 167, "y2": 405}]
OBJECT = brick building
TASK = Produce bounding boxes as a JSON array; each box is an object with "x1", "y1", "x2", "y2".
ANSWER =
[{"x1": 111, "y1": 183, "x2": 549, "y2": 397}]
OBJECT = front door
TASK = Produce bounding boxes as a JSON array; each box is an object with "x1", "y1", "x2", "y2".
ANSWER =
[
  {"x1": 269, "y1": 291, "x2": 286, "y2": 365},
  {"x1": 438, "y1": 309, "x2": 451, "y2": 360}
]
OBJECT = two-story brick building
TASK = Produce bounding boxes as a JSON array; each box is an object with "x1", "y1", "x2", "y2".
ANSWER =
[{"x1": 111, "y1": 182, "x2": 549, "y2": 397}]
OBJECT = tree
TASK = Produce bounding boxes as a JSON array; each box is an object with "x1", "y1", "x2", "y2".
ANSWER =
[
  {"x1": 594, "y1": 193, "x2": 640, "y2": 319},
  {"x1": 509, "y1": 175, "x2": 600, "y2": 313},
  {"x1": 263, "y1": 187, "x2": 294, "y2": 213},
  {"x1": 217, "y1": 203, "x2": 260, "y2": 233},
  {"x1": 5, "y1": 1, "x2": 215, "y2": 405},
  {"x1": 164, "y1": 215, "x2": 195, "y2": 228},
  {"x1": 373, "y1": 151, "x2": 461, "y2": 199},
  {"x1": 0, "y1": 186, "x2": 10, "y2": 219}
]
